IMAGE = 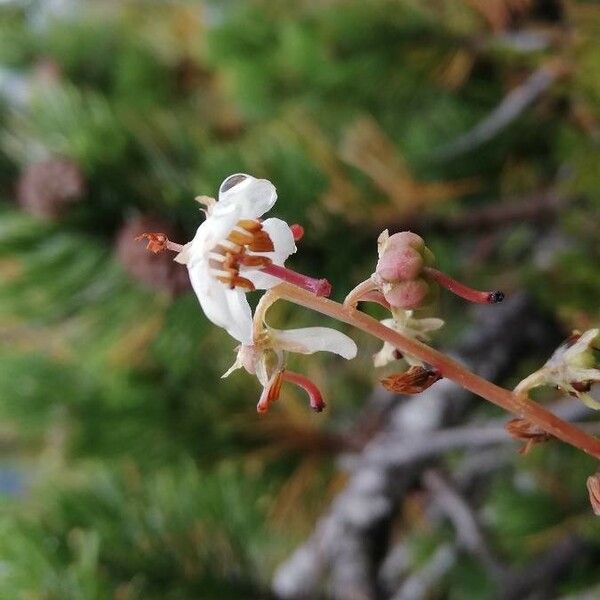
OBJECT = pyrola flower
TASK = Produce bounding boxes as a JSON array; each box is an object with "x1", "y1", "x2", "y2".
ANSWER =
[
  {"x1": 173, "y1": 174, "x2": 328, "y2": 344},
  {"x1": 223, "y1": 292, "x2": 357, "y2": 413},
  {"x1": 514, "y1": 329, "x2": 600, "y2": 410}
]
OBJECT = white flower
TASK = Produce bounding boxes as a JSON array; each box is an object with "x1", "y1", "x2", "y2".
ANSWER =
[
  {"x1": 174, "y1": 174, "x2": 296, "y2": 344},
  {"x1": 223, "y1": 292, "x2": 357, "y2": 412},
  {"x1": 373, "y1": 310, "x2": 444, "y2": 368},
  {"x1": 514, "y1": 328, "x2": 600, "y2": 410}
]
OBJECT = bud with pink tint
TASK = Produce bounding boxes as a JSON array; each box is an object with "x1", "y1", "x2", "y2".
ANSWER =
[{"x1": 375, "y1": 230, "x2": 436, "y2": 310}]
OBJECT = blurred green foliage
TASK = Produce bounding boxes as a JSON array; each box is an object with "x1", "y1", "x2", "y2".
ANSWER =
[{"x1": 0, "y1": 0, "x2": 599, "y2": 597}]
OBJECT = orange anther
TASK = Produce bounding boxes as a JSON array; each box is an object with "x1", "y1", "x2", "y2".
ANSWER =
[
  {"x1": 248, "y1": 230, "x2": 274, "y2": 252},
  {"x1": 238, "y1": 219, "x2": 263, "y2": 233},
  {"x1": 240, "y1": 255, "x2": 272, "y2": 267},
  {"x1": 227, "y1": 229, "x2": 254, "y2": 246}
]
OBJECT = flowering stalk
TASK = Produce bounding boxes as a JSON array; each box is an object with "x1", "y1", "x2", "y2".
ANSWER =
[{"x1": 272, "y1": 282, "x2": 600, "y2": 460}]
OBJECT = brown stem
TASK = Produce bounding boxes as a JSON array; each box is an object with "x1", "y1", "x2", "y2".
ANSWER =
[{"x1": 272, "y1": 282, "x2": 600, "y2": 460}]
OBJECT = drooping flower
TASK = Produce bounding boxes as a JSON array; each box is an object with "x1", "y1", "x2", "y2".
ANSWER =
[
  {"x1": 223, "y1": 292, "x2": 357, "y2": 412},
  {"x1": 514, "y1": 329, "x2": 600, "y2": 410},
  {"x1": 142, "y1": 173, "x2": 330, "y2": 344}
]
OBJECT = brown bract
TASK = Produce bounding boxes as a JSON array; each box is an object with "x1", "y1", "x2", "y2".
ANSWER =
[
  {"x1": 380, "y1": 366, "x2": 442, "y2": 395},
  {"x1": 587, "y1": 473, "x2": 600, "y2": 516},
  {"x1": 506, "y1": 418, "x2": 553, "y2": 455}
]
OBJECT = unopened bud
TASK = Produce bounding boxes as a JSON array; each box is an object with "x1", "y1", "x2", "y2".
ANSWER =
[
  {"x1": 383, "y1": 279, "x2": 431, "y2": 310},
  {"x1": 376, "y1": 246, "x2": 423, "y2": 282}
]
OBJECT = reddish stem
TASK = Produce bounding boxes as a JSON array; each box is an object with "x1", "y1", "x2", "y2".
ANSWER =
[
  {"x1": 424, "y1": 267, "x2": 504, "y2": 304},
  {"x1": 274, "y1": 282, "x2": 600, "y2": 461},
  {"x1": 282, "y1": 370, "x2": 326, "y2": 412},
  {"x1": 262, "y1": 263, "x2": 331, "y2": 297}
]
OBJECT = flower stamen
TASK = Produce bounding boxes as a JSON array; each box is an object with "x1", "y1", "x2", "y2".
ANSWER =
[{"x1": 248, "y1": 230, "x2": 275, "y2": 252}]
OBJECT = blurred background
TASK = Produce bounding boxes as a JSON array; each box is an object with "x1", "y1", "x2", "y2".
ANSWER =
[{"x1": 0, "y1": 0, "x2": 599, "y2": 598}]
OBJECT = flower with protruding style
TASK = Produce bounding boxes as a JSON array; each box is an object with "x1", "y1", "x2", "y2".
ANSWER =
[
  {"x1": 514, "y1": 328, "x2": 600, "y2": 410},
  {"x1": 223, "y1": 292, "x2": 357, "y2": 413},
  {"x1": 172, "y1": 174, "x2": 328, "y2": 344}
]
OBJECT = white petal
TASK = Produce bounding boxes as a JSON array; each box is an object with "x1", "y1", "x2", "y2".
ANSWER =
[
  {"x1": 243, "y1": 218, "x2": 296, "y2": 290},
  {"x1": 565, "y1": 328, "x2": 599, "y2": 359},
  {"x1": 262, "y1": 218, "x2": 296, "y2": 264},
  {"x1": 270, "y1": 327, "x2": 357, "y2": 359},
  {"x1": 218, "y1": 174, "x2": 277, "y2": 220},
  {"x1": 223, "y1": 288, "x2": 253, "y2": 344},
  {"x1": 222, "y1": 350, "x2": 244, "y2": 379},
  {"x1": 579, "y1": 391, "x2": 600, "y2": 410},
  {"x1": 373, "y1": 340, "x2": 397, "y2": 368},
  {"x1": 413, "y1": 318, "x2": 445, "y2": 333},
  {"x1": 187, "y1": 261, "x2": 253, "y2": 344},
  {"x1": 188, "y1": 261, "x2": 230, "y2": 327},
  {"x1": 571, "y1": 368, "x2": 600, "y2": 383},
  {"x1": 188, "y1": 203, "x2": 241, "y2": 261},
  {"x1": 173, "y1": 242, "x2": 192, "y2": 265}
]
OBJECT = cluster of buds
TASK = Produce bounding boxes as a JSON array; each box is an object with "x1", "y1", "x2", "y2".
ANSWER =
[
  {"x1": 374, "y1": 230, "x2": 437, "y2": 310},
  {"x1": 344, "y1": 229, "x2": 505, "y2": 394}
]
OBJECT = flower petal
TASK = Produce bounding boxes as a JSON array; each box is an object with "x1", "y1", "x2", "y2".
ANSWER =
[
  {"x1": 187, "y1": 261, "x2": 253, "y2": 344},
  {"x1": 173, "y1": 242, "x2": 193, "y2": 265},
  {"x1": 373, "y1": 340, "x2": 397, "y2": 368},
  {"x1": 218, "y1": 174, "x2": 277, "y2": 220},
  {"x1": 270, "y1": 327, "x2": 357, "y2": 359},
  {"x1": 566, "y1": 328, "x2": 599, "y2": 357},
  {"x1": 243, "y1": 218, "x2": 296, "y2": 289},
  {"x1": 577, "y1": 391, "x2": 600, "y2": 411},
  {"x1": 188, "y1": 202, "x2": 241, "y2": 261},
  {"x1": 223, "y1": 288, "x2": 253, "y2": 344}
]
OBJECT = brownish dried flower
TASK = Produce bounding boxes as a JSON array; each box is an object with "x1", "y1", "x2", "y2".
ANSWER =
[
  {"x1": 380, "y1": 366, "x2": 442, "y2": 395},
  {"x1": 587, "y1": 472, "x2": 600, "y2": 516},
  {"x1": 506, "y1": 418, "x2": 553, "y2": 455}
]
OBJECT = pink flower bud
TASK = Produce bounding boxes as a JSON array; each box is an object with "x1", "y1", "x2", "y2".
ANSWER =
[
  {"x1": 386, "y1": 231, "x2": 425, "y2": 251},
  {"x1": 376, "y1": 246, "x2": 423, "y2": 282},
  {"x1": 383, "y1": 279, "x2": 430, "y2": 310}
]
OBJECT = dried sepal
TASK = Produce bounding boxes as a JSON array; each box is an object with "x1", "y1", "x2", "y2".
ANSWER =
[
  {"x1": 135, "y1": 232, "x2": 170, "y2": 254},
  {"x1": 506, "y1": 418, "x2": 553, "y2": 455},
  {"x1": 586, "y1": 472, "x2": 600, "y2": 516},
  {"x1": 380, "y1": 366, "x2": 442, "y2": 394}
]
